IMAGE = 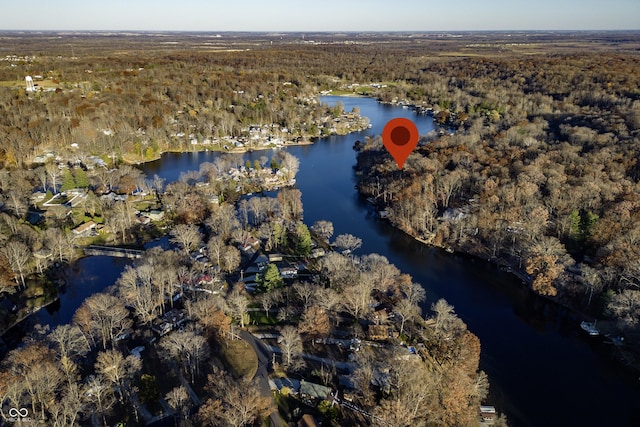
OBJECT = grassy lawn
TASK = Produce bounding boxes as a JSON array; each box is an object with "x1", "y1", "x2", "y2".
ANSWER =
[
  {"x1": 249, "y1": 311, "x2": 280, "y2": 326},
  {"x1": 219, "y1": 337, "x2": 258, "y2": 380}
]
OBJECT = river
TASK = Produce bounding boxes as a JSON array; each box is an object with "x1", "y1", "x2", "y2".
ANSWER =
[{"x1": 14, "y1": 96, "x2": 640, "y2": 426}]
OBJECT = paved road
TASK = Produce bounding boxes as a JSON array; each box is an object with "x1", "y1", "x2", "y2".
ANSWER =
[{"x1": 239, "y1": 330, "x2": 283, "y2": 427}]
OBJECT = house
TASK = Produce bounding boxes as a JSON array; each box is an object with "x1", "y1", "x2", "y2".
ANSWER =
[
  {"x1": 299, "y1": 379, "x2": 332, "y2": 402},
  {"x1": 152, "y1": 320, "x2": 173, "y2": 336},
  {"x1": 268, "y1": 253, "x2": 283, "y2": 262},
  {"x1": 280, "y1": 267, "x2": 298, "y2": 279},
  {"x1": 162, "y1": 309, "x2": 188, "y2": 327},
  {"x1": 480, "y1": 405, "x2": 496, "y2": 423},
  {"x1": 241, "y1": 236, "x2": 260, "y2": 252},
  {"x1": 367, "y1": 324, "x2": 396, "y2": 341},
  {"x1": 255, "y1": 255, "x2": 269, "y2": 265},
  {"x1": 372, "y1": 306, "x2": 391, "y2": 324},
  {"x1": 147, "y1": 210, "x2": 165, "y2": 221},
  {"x1": 72, "y1": 221, "x2": 97, "y2": 235},
  {"x1": 269, "y1": 377, "x2": 301, "y2": 394},
  {"x1": 244, "y1": 265, "x2": 264, "y2": 275}
]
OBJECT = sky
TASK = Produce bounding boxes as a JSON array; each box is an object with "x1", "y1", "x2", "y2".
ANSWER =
[{"x1": 1, "y1": 0, "x2": 638, "y2": 32}]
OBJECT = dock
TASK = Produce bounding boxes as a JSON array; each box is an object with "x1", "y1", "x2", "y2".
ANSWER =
[{"x1": 83, "y1": 245, "x2": 144, "y2": 259}]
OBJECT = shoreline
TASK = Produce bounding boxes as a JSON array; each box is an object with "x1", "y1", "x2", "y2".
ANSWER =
[
  {"x1": 368, "y1": 197, "x2": 640, "y2": 374},
  {"x1": 0, "y1": 296, "x2": 60, "y2": 338},
  {"x1": 123, "y1": 131, "x2": 365, "y2": 167}
]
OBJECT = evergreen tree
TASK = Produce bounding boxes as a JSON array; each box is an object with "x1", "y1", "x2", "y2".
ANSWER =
[
  {"x1": 295, "y1": 222, "x2": 312, "y2": 256},
  {"x1": 273, "y1": 222, "x2": 287, "y2": 249},
  {"x1": 74, "y1": 168, "x2": 89, "y2": 188},
  {"x1": 61, "y1": 169, "x2": 76, "y2": 192},
  {"x1": 258, "y1": 264, "x2": 283, "y2": 292}
]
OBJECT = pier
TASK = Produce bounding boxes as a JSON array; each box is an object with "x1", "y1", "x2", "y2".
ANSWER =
[{"x1": 83, "y1": 245, "x2": 144, "y2": 259}]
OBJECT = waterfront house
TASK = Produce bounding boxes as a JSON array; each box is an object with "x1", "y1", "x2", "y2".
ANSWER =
[{"x1": 367, "y1": 324, "x2": 397, "y2": 341}]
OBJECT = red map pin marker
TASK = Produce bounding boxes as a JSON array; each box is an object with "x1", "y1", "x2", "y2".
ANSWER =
[{"x1": 382, "y1": 117, "x2": 419, "y2": 170}]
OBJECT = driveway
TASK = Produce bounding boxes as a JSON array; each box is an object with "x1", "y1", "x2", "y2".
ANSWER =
[{"x1": 239, "y1": 330, "x2": 283, "y2": 427}]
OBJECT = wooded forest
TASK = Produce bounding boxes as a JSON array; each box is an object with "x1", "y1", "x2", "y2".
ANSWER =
[{"x1": 355, "y1": 43, "x2": 640, "y2": 355}]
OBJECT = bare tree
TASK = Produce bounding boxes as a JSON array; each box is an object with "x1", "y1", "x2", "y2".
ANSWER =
[
  {"x1": 298, "y1": 305, "x2": 331, "y2": 341},
  {"x1": 207, "y1": 235, "x2": 225, "y2": 267},
  {"x1": 277, "y1": 188, "x2": 303, "y2": 222},
  {"x1": 342, "y1": 276, "x2": 373, "y2": 320},
  {"x1": 581, "y1": 264, "x2": 603, "y2": 307},
  {"x1": 311, "y1": 220, "x2": 334, "y2": 243},
  {"x1": 46, "y1": 162, "x2": 61, "y2": 194},
  {"x1": 74, "y1": 293, "x2": 132, "y2": 350},
  {"x1": 395, "y1": 299, "x2": 422, "y2": 335},
  {"x1": 0, "y1": 252, "x2": 19, "y2": 296},
  {"x1": 205, "y1": 204, "x2": 240, "y2": 240},
  {"x1": 404, "y1": 282, "x2": 427, "y2": 306},
  {"x1": 160, "y1": 329, "x2": 210, "y2": 384},
  {"x1": 361, "y1": 253, "x2": 400, "y2": 291},
  {"x1": 166, "y1": 385, "x2": 191, "y2": 422},
  {"x1": 278, "y1": 151, "x2": 300, "y2": 181},
  {"x1": 608, "y1": 289, "x2": 640, "y2": 331},
  {"x1": 95, "y1": 349, "x2": 141, "y2": 403},
  {"x1": 2, "y1": 343, "x2": 63, "y2": 421},
  {"x1": 44, "y1": 227, "x2": 75, "y2": 263},
  {"x1": 431, "y1": 299, "x2": 456, "y2": 335},
  {"x1": 278, "y1": 325, "x2": 302, "y2": 366},
  {"x1": 84, "y1": 375, "x2": 116, "y2": 427},
  {"x1": 49, "y1": 324, "x2": 90, "y2": 361},
  {"x1": 198, "y1": 372, "x2": 271, "y2": 427},
  {"x1": 1, "y1": 240, "x2": 32, "y2": 288},
  {"x1": 292, "y1": 281, "x2": 315, "y2": 312},
  {"x1": 117, "y1": 264, "x2": 159, "y2": 324},
  {"x1": 227, "y1": 289, "x2": 249, "y2": 329},
  {"x1": 221, "y1": 246, "x2": 240, "y2": 274},
  {"x1": 313, "y1": 286, "x2": 342, "y2": 317},
  {"x1": 334, "y1": 233, "x2": 362, "y2": 255},
  {"x1": 171, "y1": 223, "x2": 203, "y2": 255},
  {"x1": 258, "y1": 291, "x2": 281, "y2": 318},
  {"x1": 49, "y1": 382, "x2": 84, "y2": 427},
  {"x1": 34, "y1": 166, "x2": 48, "y2": 192}
]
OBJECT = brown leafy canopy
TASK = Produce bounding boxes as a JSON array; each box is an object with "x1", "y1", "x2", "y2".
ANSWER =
[
  {"x1": 198, "y1": 370, "x2": 272, "y2": 427},
  {"x1": 355, "y1": 49, "x2": 640, "y2": 338}
]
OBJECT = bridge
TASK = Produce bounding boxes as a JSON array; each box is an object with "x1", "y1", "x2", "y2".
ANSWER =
[{"x1": 83, "y1": 245, "x2": 144, "y2": 259}]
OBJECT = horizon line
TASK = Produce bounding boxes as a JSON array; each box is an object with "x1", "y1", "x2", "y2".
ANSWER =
[{"x1": 2, "y1": 29, "x2": 639, "y2": 34}]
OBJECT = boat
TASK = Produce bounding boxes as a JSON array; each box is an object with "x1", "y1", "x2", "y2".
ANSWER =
[{"x1": 580, "y1": 321, "x2": 600, "y2": 336}]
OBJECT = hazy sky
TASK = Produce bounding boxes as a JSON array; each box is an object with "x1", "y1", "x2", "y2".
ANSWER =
[{"x1": 1, "y1": 0, "x2": 638, "y2": 31}]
